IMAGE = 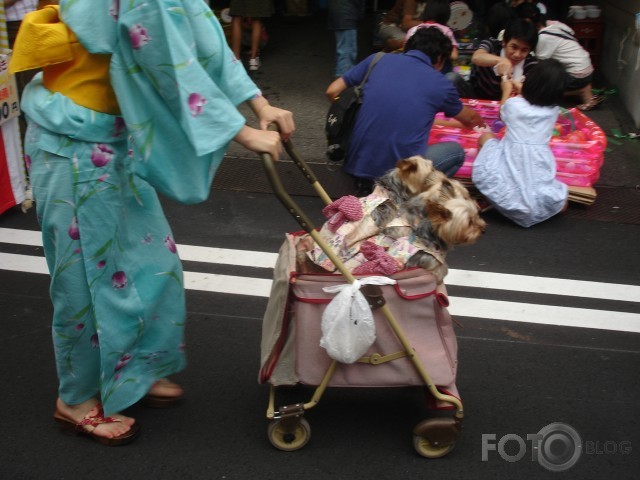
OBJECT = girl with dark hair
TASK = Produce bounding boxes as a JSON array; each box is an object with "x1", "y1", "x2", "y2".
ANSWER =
[{"x1": 471, "y1": 59, "x2": 569, "y2": 227}]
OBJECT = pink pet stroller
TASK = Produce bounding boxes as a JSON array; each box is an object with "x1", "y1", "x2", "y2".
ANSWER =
[{"x1": 258, "y1": 139, "x2": 465, "y2": 458}]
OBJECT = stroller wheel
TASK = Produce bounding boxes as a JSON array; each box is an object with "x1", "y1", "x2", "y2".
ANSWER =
[
  {"x1": 412, "y1": 417, "x2": 460, "y2": 458},
  {"x1": 413, "y1": 434, "x2": 456, "y2": 458},
  {"x1": 267, "y1": 418, "x2": 311, "y2": 451}
]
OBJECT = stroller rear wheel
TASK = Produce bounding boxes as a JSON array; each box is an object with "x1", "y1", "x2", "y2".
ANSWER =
[
  {"x1": 412, "y1": 417, "x2": 461, "y2": 458},
  {"x1": 267, "y1": 418, "x2": 311, "y2": 451}
]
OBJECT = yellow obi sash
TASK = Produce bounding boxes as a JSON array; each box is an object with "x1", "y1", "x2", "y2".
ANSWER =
[{"x1": 9, "y1": 5, "x2": 120, "y2": 115}]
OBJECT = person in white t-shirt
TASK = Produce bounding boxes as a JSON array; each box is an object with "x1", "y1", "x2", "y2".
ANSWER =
[{"x1": 515, "y1": 3, "x2": 604, "y2": 111}]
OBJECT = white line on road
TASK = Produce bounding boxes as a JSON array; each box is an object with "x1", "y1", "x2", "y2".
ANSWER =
[
  {"x1": 3, "y1": 228, "x2": 640, "y2": 330},
  {"x1": 1, "y1": 250, "x2": 639, "y2": 333},
  {"x1": 183, "y1": 271, "x2": 273, "y2": 297},
  {"x1": 0, "y1": 251, "x2": 47, "y2": 274},
  {"x1": 0, "y1": 228, "x2": 42, "y2": 246},
  {"x1": 451, "y1": 297, "x2": 640, "y2": 333},
  {"x1": 0, "y1": 227, "x2": 278, "y2": 269},
  {"x1": 2, "y1": 227, "x2": 639, "y2": 302}
]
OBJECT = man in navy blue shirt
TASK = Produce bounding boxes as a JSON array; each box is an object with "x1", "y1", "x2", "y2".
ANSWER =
[{"x1": 326, "y1": 27, "x2": 484, "y2": 193}]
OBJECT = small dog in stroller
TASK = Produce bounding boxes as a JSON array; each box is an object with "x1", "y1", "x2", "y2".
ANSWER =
[{"x1": 297, "y1": 156, "x2": 486, "y2": 284}]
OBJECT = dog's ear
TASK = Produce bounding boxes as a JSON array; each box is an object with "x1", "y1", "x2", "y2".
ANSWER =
[
  {"x1": 426, "y1": 200, "x2": 452, "y2": 224},
  {"x1": 437, "y1": 179, "x2": 457, "y2": 201},
  {"x1": 396, "y1": 157, "x2": 418, "y2": 175}
]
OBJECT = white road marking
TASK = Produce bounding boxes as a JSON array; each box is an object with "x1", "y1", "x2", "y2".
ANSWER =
[
  {"x1": 1, "y1": 228, "x2": 639, "y2": 333},
  {"x1": 2, "y1": 228, "x2": 638, "y2": 301}
]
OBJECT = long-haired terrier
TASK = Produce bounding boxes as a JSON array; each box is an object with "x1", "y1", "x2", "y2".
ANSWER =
[
  {"x1": 298, "y1": 156, "x2": 486, "y2": 283},
  {"x1": 376, "y1": 156, "x2": 486, "y2": 282},
  {"x1": 372, "y1": 156, "x2": 439, "y2": 228}
]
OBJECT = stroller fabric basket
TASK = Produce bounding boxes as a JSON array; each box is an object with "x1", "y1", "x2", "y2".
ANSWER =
[{"x1": 260, "y1": 233, "x2": 460, "y2": 399}]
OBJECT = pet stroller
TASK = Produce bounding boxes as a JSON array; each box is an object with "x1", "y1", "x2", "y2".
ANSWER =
[{"x1": 258, "y1": 138, "x2": 464, "y2": 458}]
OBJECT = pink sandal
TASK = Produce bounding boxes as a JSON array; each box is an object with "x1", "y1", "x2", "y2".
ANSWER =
[{"x1": 53, "y1": 403, "x2": 139, "y2": 446}]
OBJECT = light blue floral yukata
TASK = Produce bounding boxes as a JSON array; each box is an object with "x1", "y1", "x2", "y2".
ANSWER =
[{"x1": 22, "y1": 0, "x2": 260, "y2": 414}]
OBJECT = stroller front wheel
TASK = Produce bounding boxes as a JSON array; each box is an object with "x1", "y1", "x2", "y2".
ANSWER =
[{"x1": 267, "y1": 418, "x2": 311, "y2": 451}]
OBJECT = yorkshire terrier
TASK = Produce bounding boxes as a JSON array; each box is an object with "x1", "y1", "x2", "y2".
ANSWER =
[
  {"x1": 375, "y1": 156, "x2": 486, "y2": 283},
  {"x1": 297, "y1": 155, "x2": 486, "y2": 282},
  {"x1": 372, "y1": 155, "x2": 439, "y2": 229}
]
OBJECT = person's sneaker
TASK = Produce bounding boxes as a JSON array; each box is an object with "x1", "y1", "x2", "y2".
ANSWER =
[{"x1": 249, "y1": 57, "x2": 261, "y2": 71}]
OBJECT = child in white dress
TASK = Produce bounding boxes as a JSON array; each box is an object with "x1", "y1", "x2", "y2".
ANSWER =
[{"x1": 472, "y1": 58, "x2": 569, "y2": 227}]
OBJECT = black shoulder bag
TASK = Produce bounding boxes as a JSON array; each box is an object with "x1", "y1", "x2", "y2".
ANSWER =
[{"x1": 325, "y1": 52, "x2": 385, "y2": 162}]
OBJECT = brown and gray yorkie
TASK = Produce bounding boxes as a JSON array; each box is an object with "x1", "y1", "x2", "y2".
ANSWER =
[
  {"x1": 374, "y1": 156, "x2": 486, "y2": 282},
  {"x1": 295, "y1": 156, "x2": 486, "y2": 283}
]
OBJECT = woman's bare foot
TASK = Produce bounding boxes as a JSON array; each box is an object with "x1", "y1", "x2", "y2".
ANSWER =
[
  {"x1": 55, "y1": 397, "x2": 135, "y2": 439},
  {"x1": 143, "y1": 378, "x2": 184, "y2": 407},
  {"x1": 148, "y1": 379, "x2": 184, "y2": 398}
]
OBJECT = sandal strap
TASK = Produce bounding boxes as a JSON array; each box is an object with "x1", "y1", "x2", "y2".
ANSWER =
[{"x1": 76, "y1": 403, "x2": 121, "y2": 431}]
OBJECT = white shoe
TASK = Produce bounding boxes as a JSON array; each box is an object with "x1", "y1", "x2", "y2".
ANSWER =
[{"x1": 249, "y1": 57, "x2": 261, "y2": 71}]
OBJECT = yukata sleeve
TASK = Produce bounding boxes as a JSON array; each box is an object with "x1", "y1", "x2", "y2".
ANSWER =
[
  {"x1": 116, "y1": 1, "x2": 259, "y2": 157},
  {"x1": 193, "y1": 6, "x2": 262, "y2": 108},
  {"x1": 108, "y1": 1, "x2": 264, "y2": 203}
]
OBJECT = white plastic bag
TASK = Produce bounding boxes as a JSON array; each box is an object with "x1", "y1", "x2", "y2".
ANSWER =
[{"x1": 320, "y1": 277, "x2": 397, "y2": 364}]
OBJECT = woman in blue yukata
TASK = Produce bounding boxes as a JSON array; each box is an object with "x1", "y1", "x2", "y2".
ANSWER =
[{"x1": 10, "y1": 0, "x2": 294, "y2": 445}]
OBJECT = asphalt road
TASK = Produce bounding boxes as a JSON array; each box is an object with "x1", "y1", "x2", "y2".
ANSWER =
[
  {"x1": 1, "y1": 7, "x2": 639, "y2": 480},
  {"x1": 1, "y1": 186, "x2": 639, "y2": 479}
]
